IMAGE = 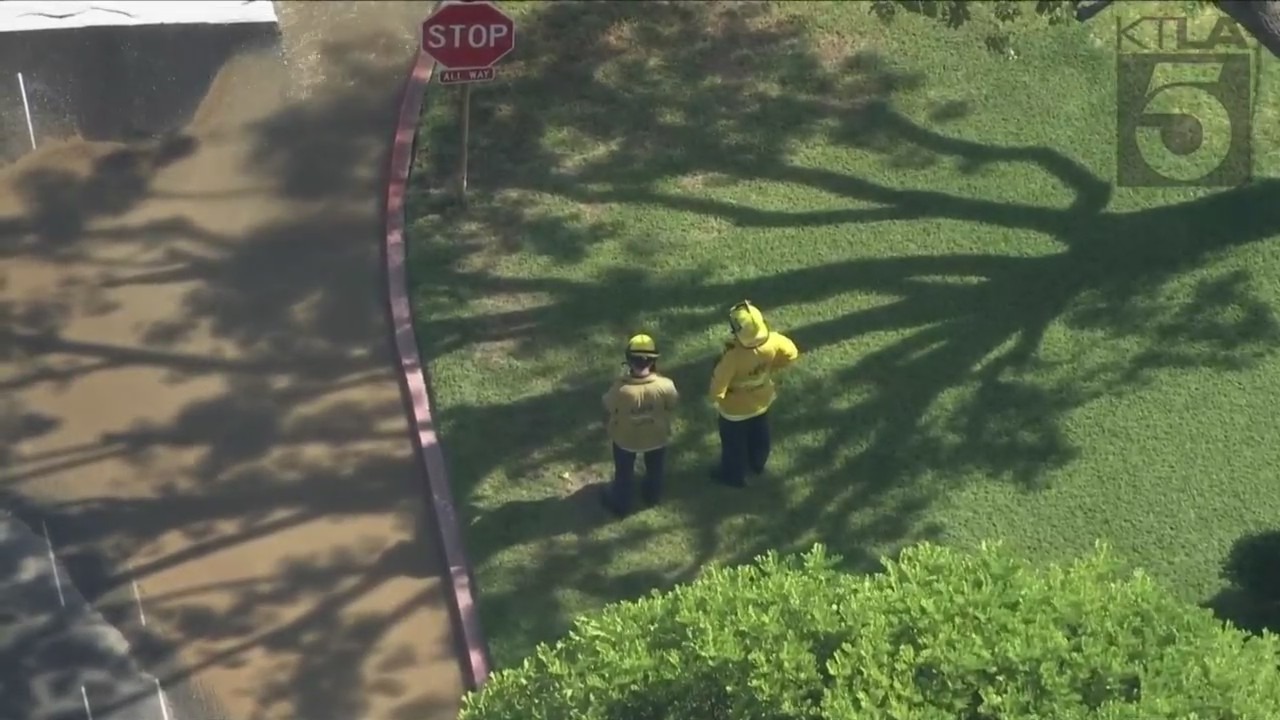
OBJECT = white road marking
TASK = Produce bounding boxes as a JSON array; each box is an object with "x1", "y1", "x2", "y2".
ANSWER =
[
  {"x1": 81, "y1": 686, "x2": 93, "y2": 720},
  {"x1": 17, "y1": 72, "x2": 37, "y2": 150},
  {"x1": 41, "y1": 521, "x2": 65, "y2": 607},
  {"x1": 131, "y1": 579, "x2": 147, "y2": 626},
  {"x1": 155, "y1": 679, "x2": 172, "y2": 720}
]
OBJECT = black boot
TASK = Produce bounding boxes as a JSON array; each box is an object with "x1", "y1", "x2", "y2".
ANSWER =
[
  {"x1": 599, "y1": 486, "x2": 628, "y2": 518},
  {"x1": 708, "y1": 465, "x2": 745, "y2": 488}
]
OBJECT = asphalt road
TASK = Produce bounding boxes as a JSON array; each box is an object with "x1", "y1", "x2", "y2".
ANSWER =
[{"x1": 0, "y1": 510, "x2": 171, "y2": 720}]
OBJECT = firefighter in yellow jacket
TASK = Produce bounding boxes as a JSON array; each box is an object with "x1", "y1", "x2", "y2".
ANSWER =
[
  {"x1": 601, "y1": 334, "x2": 680, "y2": 517},
  {"x1": 709, "y1": 301, "x2": 800, "y2": 488}
]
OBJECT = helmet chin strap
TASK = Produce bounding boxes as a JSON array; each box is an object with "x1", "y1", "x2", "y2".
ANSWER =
[{"x1": 728, "y1": 300, "x2": 753, "y2": 334}]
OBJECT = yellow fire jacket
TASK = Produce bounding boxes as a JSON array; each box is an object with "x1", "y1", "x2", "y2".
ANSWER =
[{"x1": 709, "y1": 310, "x2": 800, "y2": 420}]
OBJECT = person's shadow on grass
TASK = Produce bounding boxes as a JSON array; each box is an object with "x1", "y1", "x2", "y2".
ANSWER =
[{"x1": 466, "y1": 479, "x2": 613, "y2": 545}]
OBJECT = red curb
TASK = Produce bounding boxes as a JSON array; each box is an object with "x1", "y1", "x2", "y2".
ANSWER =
[{"x1": 384, "y1": 40, "x2": 492, "y2": 691}]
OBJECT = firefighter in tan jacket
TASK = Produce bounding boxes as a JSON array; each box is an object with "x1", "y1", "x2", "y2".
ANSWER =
[{"x1": 600, "y1": 334, "x2": 679, "y2": 517}]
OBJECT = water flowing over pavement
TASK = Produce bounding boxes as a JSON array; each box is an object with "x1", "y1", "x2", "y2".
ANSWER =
[{"x1": 1, "y1": 2, "x2": 466, "y2": 719}]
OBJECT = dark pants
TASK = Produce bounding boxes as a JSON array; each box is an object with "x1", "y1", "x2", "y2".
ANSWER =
[
  {"x1": 607, "y1": 443, "x2": 666, "y2": 514},
  {"x1": 718, "y1": 412, "x2": 771, "y2": 487}
]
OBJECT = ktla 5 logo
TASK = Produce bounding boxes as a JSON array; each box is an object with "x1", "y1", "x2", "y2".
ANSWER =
[{"x1": 1115, "y1": 14, "x2": 1258, "y2": 187}]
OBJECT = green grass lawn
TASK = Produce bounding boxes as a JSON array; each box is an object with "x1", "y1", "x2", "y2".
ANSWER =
[{"x1": 405, "y1": 1, "x2": 1280, "y2": 669}]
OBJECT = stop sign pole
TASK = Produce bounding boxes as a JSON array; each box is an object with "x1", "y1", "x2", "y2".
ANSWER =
[{"x1": 421, "y1": 1, "x2": 517, "y2": 209}]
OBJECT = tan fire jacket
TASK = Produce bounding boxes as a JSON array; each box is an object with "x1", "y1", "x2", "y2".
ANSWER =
[{"x1": 603, "y1": 373, "x2": 679, "y2": 452}]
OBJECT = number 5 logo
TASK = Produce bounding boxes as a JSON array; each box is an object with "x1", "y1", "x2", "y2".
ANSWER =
[{"x1": 1116, "y1": 53, "x2": 1253, "y2": 187}]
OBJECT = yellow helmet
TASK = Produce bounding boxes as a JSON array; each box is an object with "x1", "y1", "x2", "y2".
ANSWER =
[
  {"x1": 625, "y1": 333, "x2": 660, "y2": 358},
  {"x1": 727, "y1": 301, "x2": 770, "y2": 347}
]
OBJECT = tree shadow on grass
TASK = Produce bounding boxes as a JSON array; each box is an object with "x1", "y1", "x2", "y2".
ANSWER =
[
  {"x1": 405, "y1": 1, "x2": 1280, "y2": 665},
  {"x1": 868, "y1": 0, "x2": 1079, "y2": 56},
  {"x1": 1207, "y1": 529, "x2": 1280, "y2": 636},
  {"x1": 868, "y1": 1, "x2": 1078, "y2": 31}
]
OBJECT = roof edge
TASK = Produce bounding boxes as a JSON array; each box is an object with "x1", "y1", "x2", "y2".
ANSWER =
[{"x1": 0, "y1": 1, "x2": 278, "y2": 33}]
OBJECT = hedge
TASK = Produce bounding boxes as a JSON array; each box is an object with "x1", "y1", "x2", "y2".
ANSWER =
[{"x1": 460, "y1": 542, "x2": 1280, "y2": 719}]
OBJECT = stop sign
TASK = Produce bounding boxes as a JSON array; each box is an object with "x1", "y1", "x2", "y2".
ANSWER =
[{"x1": 421, "y1": 1, "x2": 516, "y2": 70}]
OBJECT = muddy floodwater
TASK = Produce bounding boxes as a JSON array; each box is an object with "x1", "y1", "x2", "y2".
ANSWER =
[{"x1": 1, "y1": 3, "x2": 465, "y2": 719}]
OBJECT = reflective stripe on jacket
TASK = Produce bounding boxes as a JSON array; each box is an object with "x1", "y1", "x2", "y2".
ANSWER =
[{"x1": 709, "y1": 332, "x2": 799, "y2": 420}]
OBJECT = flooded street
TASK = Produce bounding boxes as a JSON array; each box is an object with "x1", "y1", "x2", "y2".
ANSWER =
[{"x1": 1, "y1": 3, "x2": 464, "y2": 719}]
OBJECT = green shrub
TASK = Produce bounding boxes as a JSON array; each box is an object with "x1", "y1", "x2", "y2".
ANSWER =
[{"x1": 460, "y1": 542, "x2": 1280, "y2": 719}]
